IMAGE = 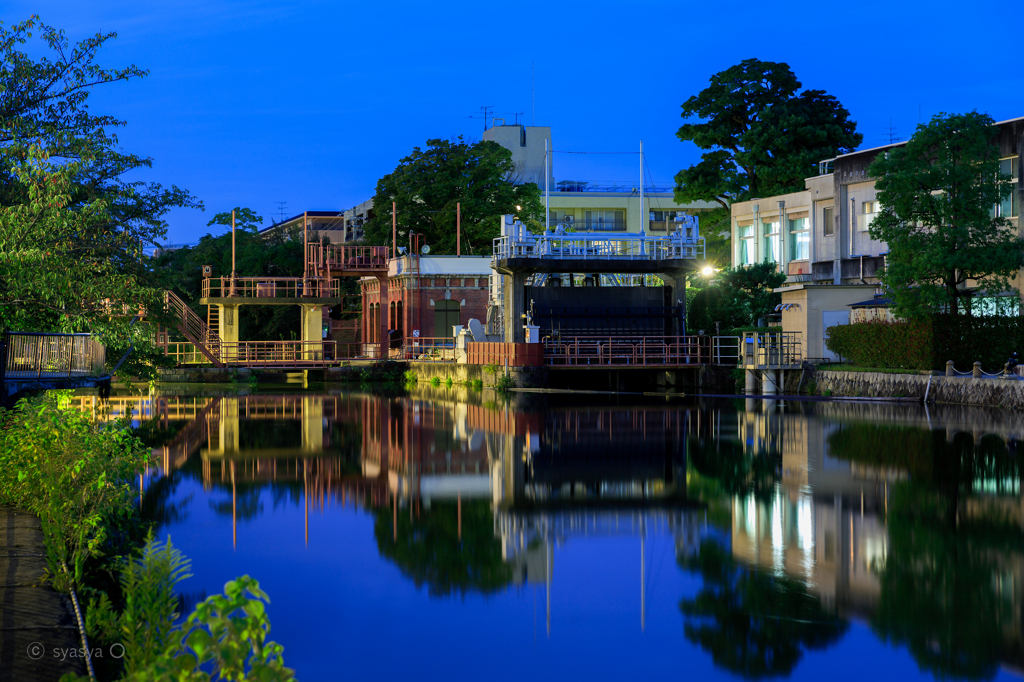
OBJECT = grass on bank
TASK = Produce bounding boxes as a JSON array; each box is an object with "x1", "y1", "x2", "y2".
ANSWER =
[
  {"x1": 821, "y1": 364, "x2": 932, "y2": 375},
  {"x1": 0, "y1": 394, "x2": 295, "y2": 681}
]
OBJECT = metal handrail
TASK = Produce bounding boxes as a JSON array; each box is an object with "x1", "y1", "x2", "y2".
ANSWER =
[
  {"x1": 542, "y1": 335, "x2": 713, "y2": 367},
  {"x1": 1, "y1": 332, "x2": 106, "y2": 379},
  {"x1": 202, "y1": 277, "x2": 343, "y2": 299},
  {"x1": 493, "y1": 232, "x2": 705, "y2": 262},
  {"x1": 739, "y1": 332, "x2": 803, "y2": 367}
]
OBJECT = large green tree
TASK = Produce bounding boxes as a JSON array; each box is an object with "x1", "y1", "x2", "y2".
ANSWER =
[
  {"x1": 0, "y1": 17, "x2": 200, "y2": 360},
  {"x1": 363, "y1": 137, "x2": 542, "y2": 255},
  {"x1": 675, "y1": 59, "x2": 862, "y2": 209},
  {"x1": 867, "y1": 111, "x2": 1022, "y2": 319}
]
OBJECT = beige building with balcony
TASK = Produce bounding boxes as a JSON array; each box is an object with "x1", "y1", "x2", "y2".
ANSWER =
[{"x1": 731, "y1": 116, "x2": 1023, "y2": 360}]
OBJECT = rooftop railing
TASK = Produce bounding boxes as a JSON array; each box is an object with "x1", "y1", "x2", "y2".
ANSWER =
[
  {"x1": 202, "y1": 277, "x2": 341, "y2": 299},
  {"x1": 493, "y1": 230, "x2": 705, "y2": 262}
]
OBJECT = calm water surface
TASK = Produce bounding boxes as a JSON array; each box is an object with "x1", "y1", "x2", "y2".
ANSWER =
[{"x1": 91, "y1": 388, "x2": 1024, "y2": 681}]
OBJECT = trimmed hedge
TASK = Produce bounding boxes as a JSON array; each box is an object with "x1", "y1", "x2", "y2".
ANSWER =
[{"x1": 826, "y1": 316, "x2": 1024, "y2": 372}]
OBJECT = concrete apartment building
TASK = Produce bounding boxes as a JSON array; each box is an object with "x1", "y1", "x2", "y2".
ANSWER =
[
  {"x1": 483, "y1": 122, "x2": 719, "y2": 232},
  {"x1": 337, "y1": 123, "x2": 719, "y2": 242},
  {"x1": 258, "y1": 210, "x2": 352, "y2": 244},
  {"x1": 730, "y1": 116, "x2": 1023, "y2": 360}
]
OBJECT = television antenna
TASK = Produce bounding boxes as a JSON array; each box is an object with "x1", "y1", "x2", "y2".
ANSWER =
[
  {"x1": 467, "y1": 105, "x2": 494, "y2": 131},
  {"x1": 505, "y1": 111, "x2": 525, "y2": 125},
  {"x1": 275, "y1": 201, "x2": 288, "y2": 224}
]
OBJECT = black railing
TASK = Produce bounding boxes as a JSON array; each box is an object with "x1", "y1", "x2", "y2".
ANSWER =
[{"x1": 0, "y1": 332, "x2": 106, "y2": 380}]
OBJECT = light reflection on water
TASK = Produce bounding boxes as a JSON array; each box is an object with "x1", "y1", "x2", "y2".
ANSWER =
[{"x1": 77, "y1": 391, "x2": 1024, "y2": 681}]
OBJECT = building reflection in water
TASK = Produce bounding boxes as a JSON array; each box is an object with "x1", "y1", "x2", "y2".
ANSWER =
[{"x1": 77, "y1": 392, "x2": 1024, "y2": 679}]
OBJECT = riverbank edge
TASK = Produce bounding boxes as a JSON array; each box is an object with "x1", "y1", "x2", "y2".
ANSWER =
[
  {"x1": 0, "y1": 506, "x2": 86, "y2": 681},
  {"x1": 812, "y1": 369, "x2": 1024, "y2": 408}
]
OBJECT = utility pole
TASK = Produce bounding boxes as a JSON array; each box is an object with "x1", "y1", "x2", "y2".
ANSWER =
[
  {"x1": 230, "y1": 209, "x2": 237, "y2": 296},
  {"x1": 303, "y1": 211, "x2": 309, "y2": 296},
  {"x1": 457, "y1": 202, "x2": 461, "y2": 257}
]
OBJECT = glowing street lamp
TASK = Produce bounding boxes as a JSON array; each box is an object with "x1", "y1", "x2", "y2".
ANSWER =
[{"x1": 702, "y1": 265, "x2": 715, "y2": 277}]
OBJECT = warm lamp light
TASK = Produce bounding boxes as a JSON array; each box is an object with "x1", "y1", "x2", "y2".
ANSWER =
[{"x1": 702, "y1": 266, "x2": 714, "y2": 276}]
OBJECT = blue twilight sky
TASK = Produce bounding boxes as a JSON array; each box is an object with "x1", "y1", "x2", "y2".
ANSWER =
[{"x1": 7, "y1": 0, "x2": 1020, "y2": 244}]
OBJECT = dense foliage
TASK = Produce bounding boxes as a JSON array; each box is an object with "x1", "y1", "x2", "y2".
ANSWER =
[
  {"x1": 0, "y1": 17, "x2": 200, "y2": 353},
  {"x1": 0, "y1": 395, "x2": 150, "y2": 590},
  {"x1": 363, "y1": 137, "x2": 543, "y2": 255},
  {"x1": 674, "y1": 59, "x2": 861, "y2": 209},
  {"x1": 825, "y1": 316, "x2": 1024, "y2": 371},
  {"x1": 78, "y1": 537, "x2": 295, "y2": 682},
  {"x1": 868, "y1": 112, "x2": 1021, "y2": 320},
  {"x1": 688, "y1": 262, "x2": 786, "y2": 332}
]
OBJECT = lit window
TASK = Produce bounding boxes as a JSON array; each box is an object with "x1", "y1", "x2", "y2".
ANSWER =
[
  {"x1": 763, "y1": 220, "x2": 780, "y2": 263},
  {"x1": 789, "y1": 217, "x2": 809, "y2": 260},
  {"x1": 738, "y1": 223, "x2": 756, "y2": 265},
  {"x1": 997, "y1": 157, "x2": 1019, "y2": 218}
]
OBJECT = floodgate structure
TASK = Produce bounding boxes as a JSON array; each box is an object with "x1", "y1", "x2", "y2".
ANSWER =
[{"x1": 1, "y1": 214, "x2": 801, "y2": 393}]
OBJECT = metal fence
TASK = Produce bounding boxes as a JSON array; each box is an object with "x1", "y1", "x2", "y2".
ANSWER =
[
  {"x1": 1, "y1": 332, "x2": 106, "y2": 379},
  {"x1": 402, "y1": 337, "x2": 457, "y2": 363},
  {"x1": 493, "y1": 233, "x2": 705, "y2": 262},
  {"x1": 543, "y1": 336, "x2": 714, "y2": 367},
  {"x1": 739, "y1": 332, "x2": 803, "y2": 368},
  {"x1": 202, "y1": 277, "x2": 342, "y2": 299}
]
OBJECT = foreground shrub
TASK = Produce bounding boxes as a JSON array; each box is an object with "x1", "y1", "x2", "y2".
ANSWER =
[
  {"x1": 74, "y1": 536, "x2": 295, "y2": 682},
  {"x1": 0, "y1": 394, "x2": 149, "y2": 589}
]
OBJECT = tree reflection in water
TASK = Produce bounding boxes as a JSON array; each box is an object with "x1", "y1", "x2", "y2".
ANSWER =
[
  {"x1": 372, "y1": 500, "x2": 512, "y2": 597},
  {"x1": 829, "y1": 425, "x2": 1024, "y2": 680},
  {"x1": 679, "y1": 539, "x2": 848, "y2": 678}
]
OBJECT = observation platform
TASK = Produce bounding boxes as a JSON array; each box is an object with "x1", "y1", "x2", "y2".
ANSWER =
[{"x1": 199, "y1": 277, "x2": 346, "y2": 306}]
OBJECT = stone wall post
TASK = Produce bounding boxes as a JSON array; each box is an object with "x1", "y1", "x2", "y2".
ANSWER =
[{"x1": 973, "y1": 361, "x2": 982, "y2": 378}]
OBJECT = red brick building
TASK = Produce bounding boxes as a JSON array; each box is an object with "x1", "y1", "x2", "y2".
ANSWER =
[{"x1": 359, "y1": 255, "x2": 493, "y2": 344}]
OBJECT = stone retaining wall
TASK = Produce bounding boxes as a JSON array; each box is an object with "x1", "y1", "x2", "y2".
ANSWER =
[
  {"x1": 404, "y1": 362, "x2": 547, "y2": 389},
  {"x1": 816, "y1": 369, "x2": 1024, "y2": 408}
]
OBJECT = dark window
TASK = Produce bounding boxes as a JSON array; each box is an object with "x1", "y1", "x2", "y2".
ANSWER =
[
  {"x1": 434, "y1": 300, "x2": 461, "y2": 338},
  {"x1": 823, "y1": 206, "x2": 834, "y2": 237}
]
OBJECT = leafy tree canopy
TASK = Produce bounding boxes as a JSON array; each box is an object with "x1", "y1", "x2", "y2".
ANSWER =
[
  {"x1": 690, "y1": 262, "x2": 786, "y2": 331},
  {"x1": 363, "y1": 137, "x2": 543, "y2": 255},
  {"x1": 675, "y1": 59, "x2": 862, "y2": 209},
  {"x1": 0, "y1": 16, "x2": 201, "y2": 372},
  {"x1": 867, "y1": 111, "x2": 1021, "y2": 320}
]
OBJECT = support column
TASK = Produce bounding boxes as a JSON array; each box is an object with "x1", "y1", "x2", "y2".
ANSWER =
[
  {"x1": 300, "y1": 304, "x2": 322, "y2": 360},
  {"x1": 218, "y1": 304, "x2": 240, "y2": 362},
  {"x1": 657, "y1": 270, "x2": 687, "y2": 336},
  {"x1": 762, "y1": 369, "x2": 779, "y2": 396},
  {"x1": 301, "y1": 396, "x2": 324, "y2": 453},
  {"x1": 503, "y1": 271, "x2": 527, "y2": 343},
  {"x1": 745, "y1": 369, "x2": 758, "y2": 395}
]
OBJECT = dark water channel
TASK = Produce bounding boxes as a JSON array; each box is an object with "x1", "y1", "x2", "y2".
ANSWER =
[{"x1": 89, "y1": 388, "x2": 1024, "y2": 681}]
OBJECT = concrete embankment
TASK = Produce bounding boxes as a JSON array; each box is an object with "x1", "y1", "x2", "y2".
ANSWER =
[
  {"x1": 814, "y1": 369, "x2": 1024, "y2": 408},
  {"x1": 0, "y1": 507, "x2": 85, "y2": 681}
]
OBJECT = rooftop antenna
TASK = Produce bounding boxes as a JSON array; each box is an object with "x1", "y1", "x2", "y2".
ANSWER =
[
  {"x1": 505, "y1": 111, "x2": 525, "y2": 125},
  {"x1": 881, "y1": 118, "x2": 901, "y2": 144},
  {"x1": 275, "y1": 201, "x2": 288, "y2": 224},
  {"x1": 532, "y1": 62, "x2": 535, "y2": 126},
  {"x1": 467, "y1": 105, "x2": 494, "y2": 131}
]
